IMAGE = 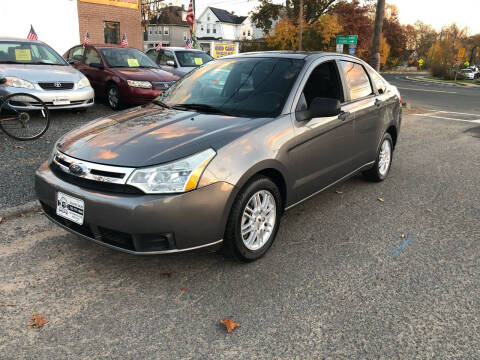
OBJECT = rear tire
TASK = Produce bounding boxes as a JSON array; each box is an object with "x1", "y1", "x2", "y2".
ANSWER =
[
  {"x1": 223, "y1": 176, "x2": 282, "y2": 262},
  {"x1": 107, "y1": 83, "x2": 123, "y2": 110},
  {"x1": 363, "y1": 133, "x2": 393, "y2": 182}
]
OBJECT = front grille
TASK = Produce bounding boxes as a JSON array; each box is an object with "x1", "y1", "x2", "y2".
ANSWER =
[
  {"x1": 50, "y1": 162, "x2": 143, "y2": 195},
  {"x1": 40, "y1": 201, "x2": 175, "y2": 253},
  {"x1": 39, "y1": 82, "x2": 74, "y2": 90}
]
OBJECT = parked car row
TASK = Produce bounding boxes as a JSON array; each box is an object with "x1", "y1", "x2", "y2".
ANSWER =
[{"x1": 0, "y1": 37, "x2": 213, "y2": 111}]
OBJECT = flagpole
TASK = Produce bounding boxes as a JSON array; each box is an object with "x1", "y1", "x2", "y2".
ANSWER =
[{"x1": 192, "y1": 0, "x2": 196, "y2": 48}]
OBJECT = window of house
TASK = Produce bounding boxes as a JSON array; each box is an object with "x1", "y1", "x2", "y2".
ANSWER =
[
  {"x1": 207, "y1": 24, "x2": 210, "y2": 34},
  {"x1": 340, "y1": 61, "x2": 373, "y2": 100},
  {"x1": 213, "y1": 25, "x2": 216, "y2": 34},
  {"x1": 104, "y1": 21, "x2": 120, "y2": 44},
  {"x1": 183, "y1": 32, "x2": 187, "y2": 41},
  {"x1": 296, "y1": 61, "x2": 344, "y2": 112},
  {"x1": 243, "y1": 31, "x2": 246, "y2": 36},
  {"x1": 164, "y1": 26, "x2": 169, "y2": 35},
  {"x1": 248, "y1": 30, "x2": 251, "y2": 36},
  {"x1": 201, "y1": 25, "x2": 204, "y2": 31},
  {"x1": 207, "y1": 15, "x2": 210, "y2": 21}
]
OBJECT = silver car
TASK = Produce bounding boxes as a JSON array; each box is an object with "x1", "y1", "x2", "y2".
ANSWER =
[
  {"x1": 0, "y1": 38, "x2": 94, "y2": 110},
  {"x1": 146, "y1": 47, "x2": 213, "y2": 77}
]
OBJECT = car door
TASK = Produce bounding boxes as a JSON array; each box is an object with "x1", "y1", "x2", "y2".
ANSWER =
[
  {"x1": 288, "y1": 58, "x2": 358, "y2": 203},
  {"x1": 82, "y1": 47, "x2": 106, "y2": 95},
  {"x1": 338, "y1": 60, "x2": 382, "y2": 166}
]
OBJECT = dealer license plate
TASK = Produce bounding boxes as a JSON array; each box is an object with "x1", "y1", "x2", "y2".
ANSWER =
[
  {"x1": 56, "y1": 192, "x2": 84, "y2": 225},
  {"x1": 53, "y1": 98, "x2": 70, "y2": 106}
]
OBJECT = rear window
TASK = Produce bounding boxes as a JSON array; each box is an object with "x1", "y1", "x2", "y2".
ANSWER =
[{"x1": 340, "y1": 61, "x2": 373, "y2": 100}]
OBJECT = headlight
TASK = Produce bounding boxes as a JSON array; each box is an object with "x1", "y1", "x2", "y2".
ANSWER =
[
  {"x1": 126, "y1": 149, "x2": 216, "y2": 194},
  {"x1": 4, "y1": 77, "x2": 34, "y2": 89},
  {"x1": 127, "y1": 80, "x2": 152, "y2": 89},
  {"x1": 77, "y1": 76, "x2": 90, "y2": 89}
]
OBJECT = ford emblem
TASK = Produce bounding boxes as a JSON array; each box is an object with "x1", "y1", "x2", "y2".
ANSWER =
[{"x1": 69, "y1": 163, "x2": 86, "y2": 175}]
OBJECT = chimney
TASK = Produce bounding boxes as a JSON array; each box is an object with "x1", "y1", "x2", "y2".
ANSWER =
[{"x1": 231, "y1": 11, "x2": 235, "y2": 15}]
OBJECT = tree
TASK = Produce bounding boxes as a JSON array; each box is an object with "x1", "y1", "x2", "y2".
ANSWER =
[
  {"x1": 266, "y1": 19, "x2": 298, "y2": 50},
  {"x1": 251, "y1": 0, "x2": 338, "y2": 34},
  {"x1": 303, "y1": 14, "x2": 343, "y2": 51},
  {"x1": 382, "y1": 5, "x2": 407, "y2": 67},
  {"x1": 333, "y1": 0, "x2": 373, "y2": 60}
]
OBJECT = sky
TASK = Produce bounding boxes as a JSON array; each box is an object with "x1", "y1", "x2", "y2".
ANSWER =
[{"x1": 171, "y1": 0, "x2": 480, "y2": 35}]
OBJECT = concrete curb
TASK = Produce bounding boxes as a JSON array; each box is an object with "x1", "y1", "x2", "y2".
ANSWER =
[
  {"x1": 406, "y1": 75, "x2": 480, "y2": 88},
  {"x1": 0, "y1": 200, "x2": 41, "y2": 218}
]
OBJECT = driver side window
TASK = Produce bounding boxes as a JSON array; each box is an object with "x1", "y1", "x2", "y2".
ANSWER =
[
  {"x1": 159, "y1": 50, "x2": 175, "y2": 65},
  {"x1": 296, "y1": 61, "x2": 344, "y2": 112},
  {"x1": 85, "y1": 47, "x2": 101, "y2": 66}
]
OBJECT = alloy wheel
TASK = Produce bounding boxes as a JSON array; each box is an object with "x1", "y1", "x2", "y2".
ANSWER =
[{"x1": 378, "y1": 139, "x2": 392, "y2": 176}]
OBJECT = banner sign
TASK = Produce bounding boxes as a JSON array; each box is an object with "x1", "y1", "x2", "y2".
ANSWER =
[
  {"x1": 79, "y1": 0, "x2": 139, "y2": 9},
  {"x1": 213, "y1": 43, "x2": 236, "y2": 58}
]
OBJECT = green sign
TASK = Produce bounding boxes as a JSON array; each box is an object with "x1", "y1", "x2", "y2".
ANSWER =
[{"x1": 336, "y1": 35, "x2": 358, "y2": 45}]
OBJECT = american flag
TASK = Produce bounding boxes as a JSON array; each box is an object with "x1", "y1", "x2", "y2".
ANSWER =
[
  {"x1": 155, "y1": 41, "x2": 162, "y2": 51},
  {"x1": 27, "y1": 25, "x2": 38, "y2": 40},
  {"x1": 120, "y1": 33, "x2": 128, "y2": 47},
  {"x1": 83, "y1": 32, "x2": 90, "y2": 46},
  {"x1": 186, "y1": 0, "x2": 195, "y2": 38},
  {"x1": 185, "y1": 38, "x2": 193, "y2": 49}
]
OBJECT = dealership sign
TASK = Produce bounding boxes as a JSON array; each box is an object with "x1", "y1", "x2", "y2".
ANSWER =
[
  {"x1": 79, "y1": 0, "x2": 139, "y2": 9},
  {"x1": 213, "y1": 44, "x2": 237, "y2": 58}
]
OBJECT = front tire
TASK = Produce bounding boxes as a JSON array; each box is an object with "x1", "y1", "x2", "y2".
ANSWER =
[
  {"x1": 107, "y1": 83, "x2": 123, "y2": 110},
  {"x1": 363, "y1": 133, "x2": 393, "y2": 182},
  {"x1": 223, "y1": 176, "x2": 282, "y2": 262}
]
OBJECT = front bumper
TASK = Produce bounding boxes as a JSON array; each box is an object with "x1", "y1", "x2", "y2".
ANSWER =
[
  {"x1": 123, "y1": 86, "x2": 163, "y2": 105},
  {"x1": 35, "y1": 162, "x2": 235, "y2": 255},
  {"x1": 0, "y1": 86, "x2": 95, "y2": 109}
]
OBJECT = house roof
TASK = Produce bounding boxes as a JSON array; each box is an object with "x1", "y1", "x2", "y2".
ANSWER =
[
  {"x1": 150, "y1": 6, "x2": 188, "y2": 26},
  {"x1": 209, "y1": 7, "x2": 247, "y2": 24}
]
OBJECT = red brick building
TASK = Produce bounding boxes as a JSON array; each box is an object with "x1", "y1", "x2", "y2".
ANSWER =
[{"x1": 77, "y1": 0, "x2": 142, "y2": 50}]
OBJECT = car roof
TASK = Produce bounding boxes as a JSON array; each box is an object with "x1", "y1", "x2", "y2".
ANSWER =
[
  {"x1": 81, "y1": 44, "x2": 138, "y2": 50},
  {"x1": 0, "y1": 37, "x2": 45, "y2": 44},
  {"x1": 228, "y1": 51, "x2": 363, "y2": 62},
  {"x1": 161, "y1": 47, "x2": 205, "y2": 52}
]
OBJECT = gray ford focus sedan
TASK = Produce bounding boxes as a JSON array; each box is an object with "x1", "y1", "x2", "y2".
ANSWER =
[{"x1": 35, "y1": 52, "x2": 402, "y2": 261}]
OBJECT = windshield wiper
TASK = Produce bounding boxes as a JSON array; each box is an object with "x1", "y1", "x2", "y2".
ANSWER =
[
  {"x1": 172, "y1": 103, "x2": 232, "y2": 116},
  {"x1": 152, "y1": 99, "x2": 171, "y2": 109}
]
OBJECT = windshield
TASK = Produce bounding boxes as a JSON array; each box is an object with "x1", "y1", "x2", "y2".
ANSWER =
[
  {"x1": 156, "y1": 57, "x2": 304, "y2": 118},
  {"x1": 0, "y1": 41, "x2": 67, "y2": 65},
  {"x1": 175, "y1": 51, "x2": 213, "y2": 67},
  {"x1": 100, "y1": 48, "x2": 158, "y2": 68}
]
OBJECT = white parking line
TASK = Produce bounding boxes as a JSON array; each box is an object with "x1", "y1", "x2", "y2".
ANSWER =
[
  {"x1": 412, "y1": 110, "x2": 480, "y2": 123},
  {"x1": 398, "y1": 87, "x2": 457, "y2": 94}
]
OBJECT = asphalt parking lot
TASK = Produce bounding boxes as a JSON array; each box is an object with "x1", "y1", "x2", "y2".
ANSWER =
[
  {"x1": 0, "y1": 103, "x2": 113, "y2": 208},
  {"x1": 1, "y1": 109, "x2": 479, "y2": 358}
]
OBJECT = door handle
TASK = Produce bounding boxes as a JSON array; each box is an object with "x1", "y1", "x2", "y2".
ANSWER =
[{"x1": 338, "y1": 111, "x2": 350, "y2": 121}]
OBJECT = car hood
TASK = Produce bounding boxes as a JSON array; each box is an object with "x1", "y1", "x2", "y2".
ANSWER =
[
  {"x1": 0, "y1": 64, "x2": 83, "y2": 82},
  {"x1": 57, "y1": 105, "x2": 263, "y2": 167},
  {"x1": 110, "y1": 67, "x2": 179, "y2": 82}
]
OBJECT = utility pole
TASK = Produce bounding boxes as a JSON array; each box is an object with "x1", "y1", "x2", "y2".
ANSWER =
[
  {"x1": 370, "y1": 0, "x2": 385, "y2": 71},
  {"x1": 298, "y1": 0, "x2": 303, "y2": 51}
]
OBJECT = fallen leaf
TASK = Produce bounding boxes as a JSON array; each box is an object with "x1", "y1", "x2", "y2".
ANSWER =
[
  {"x1": 27, "y1": 313, "x2": 49, "y2": 328},
  {"x1": 0, "y1": 217, "x2": 3, "y2": 224},
  {"x1": 88, "y1": 269, "x2": 96, "y2": 274},
  {"x1": 426, "y1": 208, "x2": 433, "y2": 213},
  {"x1": 181, "y1": 287, "x2": 187, "y2": 291},
  {"x1": 14, "y1": 145, "x2": 25, "y2": 149},
  {"x1": 221, "y1": 318, "x2": 240, "y2": 333},
  {"x1": 377, "y1": 197, "x2": 385, "y2": 202},
  {"x1": 335, "y1": 190, "x2": 343, "y2": 195},
  {"x1": 401, "y1": 234, "x2": 405, "y2": 238},
  {"x1": 3, "y1": 304, "x2": 15, "y2": 307},
  {"x1": 162, "y1": 273, "x2": 172, "y2": 278}
]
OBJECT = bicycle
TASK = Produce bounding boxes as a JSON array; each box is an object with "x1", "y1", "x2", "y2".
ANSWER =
[{"x1": 0, "y1": 78, "x2": 50, "y2": 140}]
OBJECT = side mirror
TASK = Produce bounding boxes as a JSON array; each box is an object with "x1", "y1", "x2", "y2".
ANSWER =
[
  {"x1": 166, "y1": 60, "x2": 176, "y2": 67},
  {"x1": 0, "y1": 78, "x2": 6, "y2": 85},
  {"x1": 66, "y1": 58, "x2": 75, "y2": 64},
  {"x1": 296, "y1": 97, "x2": 341, "y2": 121},
  {"x1": 90, "y1": 62, "x2": 104, "y2": 69}
]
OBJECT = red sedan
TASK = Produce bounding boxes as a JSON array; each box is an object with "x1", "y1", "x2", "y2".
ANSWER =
[{"x1": 64, "y1": 44, "x2": 179, "y2": 110}]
